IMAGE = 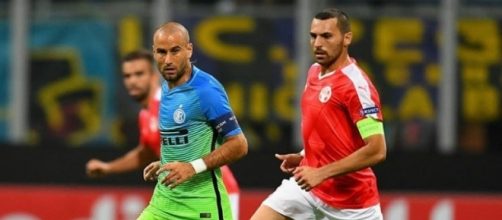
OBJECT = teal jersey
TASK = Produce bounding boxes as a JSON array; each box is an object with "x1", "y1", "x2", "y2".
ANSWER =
[{"x1": 144, "y1": 66, "x2": 241, "y2": 220}]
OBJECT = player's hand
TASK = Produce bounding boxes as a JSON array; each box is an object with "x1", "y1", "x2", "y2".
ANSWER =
[
  {"x1": 275, "y1": 153, "x2": 303, "y2": 173},
  {"x1": 156, "y1": 161, "x2": 196, "y2": 189},
  {"x1": 293, "y1": 166, "x2": 326, "y2": 191},
  {"x1": 143, "y1": 161, "x2": 161, "y2": 181},
  {"x1": 86, "y1": 159, "x2": 110, "y2": 178}
]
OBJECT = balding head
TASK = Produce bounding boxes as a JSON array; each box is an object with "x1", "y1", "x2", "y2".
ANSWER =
[
  {"x1": 154, "y1": 22, "x2": 190, "y2": 44},
  {"x1": 152, "y1": 22, "x2": 193, "y2": 88}
]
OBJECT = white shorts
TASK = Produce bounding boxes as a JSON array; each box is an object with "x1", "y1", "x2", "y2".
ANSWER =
[{"x1": 262, "y1": 177, "x2": 383, "y2": 220}]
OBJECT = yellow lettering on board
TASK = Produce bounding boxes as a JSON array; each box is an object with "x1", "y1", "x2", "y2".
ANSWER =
[
  {"x1": 374, "y1": 19, "x2": 423, "y2": 63},
  {"x1": 225, "y1": 82, "x2": 244, "y2": 118},
  {"x1": 458, "y1": 19, "x2": 500, "y2": 121},
  {"x1": 195, "y1": 16, "x2": 254, "y2": 63},
  {"x1": 398, "y1": 86, "x2": 435, "y2": 120},
  {"x1": 250, "y1": 83, "x2": 267, "y2": 122}
]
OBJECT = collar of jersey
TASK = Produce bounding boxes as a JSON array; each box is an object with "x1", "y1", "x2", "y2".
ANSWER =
[
  {"x1": 318, "y1": 70, "x2": 336, "y2": 80},
  {"x1": 317, "y1": 57, "x2": 356, "y2": 80}
]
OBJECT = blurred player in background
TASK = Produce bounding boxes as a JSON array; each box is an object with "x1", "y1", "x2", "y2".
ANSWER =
[
  {"x1": 139, "y1": 22, "x2": 247, "y2": 220},
  {"x1": 86, "y1": 50, "x2": 160, "y2": 178},
  {"x1": 251, "y1": 8, "x2": 386, "y2": 220},
  {"x1": 85, "y1": 49, "x2": 241, "y2": 219}
]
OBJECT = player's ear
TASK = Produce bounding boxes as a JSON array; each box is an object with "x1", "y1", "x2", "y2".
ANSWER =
[
  {"x1": 187, "y1": 42, "x2": 193, "y2": 58},
  {"x1": 343, "y1": 32, "x2": 352, "y2": 47},
  {"x1": 151, "y1": 45, "x2": 156, "y2": 57}
]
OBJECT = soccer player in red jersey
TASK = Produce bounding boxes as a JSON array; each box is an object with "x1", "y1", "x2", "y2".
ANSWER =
[
  {"x1": 85, "y1": 50, "x2": 241, "y2": 219},
  {"x1": 252, "y1": 8, "x2": 386, "y2": 220},
  {"x1": 86, "y1": 50, "x2": 160, "y2": 178}
]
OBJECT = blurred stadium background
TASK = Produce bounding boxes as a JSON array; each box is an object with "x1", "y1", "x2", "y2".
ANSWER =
[{"x1": 1, "y1": 0, "x2": 502, "y2": 219}]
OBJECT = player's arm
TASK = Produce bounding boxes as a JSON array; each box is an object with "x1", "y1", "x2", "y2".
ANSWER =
[
  {"x1": 294, "y1": 118, "x2": 386, "y2": 191},
  {"x1": 193, "y1": 83, "x2": 248, "y2": 171},
  {"x1": 157, "y1": 131, "x2": 247, "y2": 188},
  {"x1": 317, "y1": 78, "x2": 387, "y2": 178},
  {"x1": 86, "y1": 144, "x2": 157, "y2": 178},
  {"x1": 156, "y1": 123, "x2": 247, "y2": 189},
  {"x1": 201, "y1": 132, "x2": 248, "y2": 171},
  {"x1": 188, "y1": 109, "x2": 248, "y2": 174},
  {"x1": 316, "y1": 118, "x2": 386, "y2": 179},
  {"x1": 156, "y1": 83, "x2": 248, "y2": 188}
]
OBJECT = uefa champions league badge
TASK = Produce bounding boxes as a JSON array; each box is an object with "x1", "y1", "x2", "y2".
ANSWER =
[
  {"x1": 173, "y1": 105, "x2": 186, "y2": 124},
  {"x1": 319, "y1": 86, "x2": 332, "y2": 103}
]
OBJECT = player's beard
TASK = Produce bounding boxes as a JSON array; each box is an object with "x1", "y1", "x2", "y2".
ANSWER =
[
  {"x1": 162, "y1": 70, "x2": 183, "y2": 82},
  {"x1": 132, "y1": 93, "x2": 148, "y2": 103},
  {"x1": 316, "y1": 42, "x2": 344, "y2": 69},
  {"x1": 162, "y1": 60, "x2": 190, "y2": 83},
  {"x1": 130, "y1": 87, "x2": 150, "y2": 103}
]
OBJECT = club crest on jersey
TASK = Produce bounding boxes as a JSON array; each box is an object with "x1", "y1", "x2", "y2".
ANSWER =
[
  {"x1": 173, "y1": 105, "x2": 186, "y2": 124},
  {"x1": 319, "y1": 86, "x2": 332, "y2": 103}
]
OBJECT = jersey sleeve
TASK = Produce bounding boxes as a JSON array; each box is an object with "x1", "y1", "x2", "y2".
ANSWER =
[
  {"x1": 199, "y1": 82, "x2": 242, "y2": 138},
  {"x1": 343, "y1": 74, "x2": 383, "y2": 124}
]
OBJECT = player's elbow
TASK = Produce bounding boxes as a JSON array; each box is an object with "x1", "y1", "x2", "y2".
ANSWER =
[
  {"x1": 366, "y1": 141, "x2": 385, "y2": 165},
  {"x1": 235, "y1": 134, "x2": 248, "y2": 159},
  {"x1": 373, "y1": 149, "x2": 386, "y2": 164},
  {"x1": 373, "y1": 142, "x2": 387, "y2": 164},
  {"x1": 225, "y1": 133, "x2": 248, "y2": 162},
  {"x1": 366, "y1": 134, "x2": 386, "y2": 165}
]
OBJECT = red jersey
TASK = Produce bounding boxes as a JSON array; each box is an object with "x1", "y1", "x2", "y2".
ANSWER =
[
  {"x1": 139, "y1": 89, "x2": 162, "y2": 156},
  {"x1": 301, "y1": 60, "x2": 383, "y2": 209},
  {"x1": 138, "y1": 89, "x2": 239, "y2": 194},
  {"x1": 221, "y1": 165, "x2": 240, "y2": 194}
]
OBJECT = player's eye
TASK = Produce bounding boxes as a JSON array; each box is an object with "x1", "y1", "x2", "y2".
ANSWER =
[
  {"x1": 321, "y1": 33, "x2": 332, "y2": 39},
  {"x1": 170, "y1": 47, "x2": 181, "y2": 54},
  {"x1": 156, "y1": 48, "x2": 167, "y2": 55}
]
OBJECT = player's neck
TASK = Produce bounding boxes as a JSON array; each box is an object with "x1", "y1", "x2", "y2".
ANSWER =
[
  {"x1": 168, "y1": 65, "x2": 193, "y2": 89},
  {"x1": 321, "y1": 53, "x2": 351, "y2": 76},
  {"x1": 140, "y1": 86, "x2": 159, "y2": 109},
  {"x1": 139, "y1": 95, "x2": 150, "y2": 109}
]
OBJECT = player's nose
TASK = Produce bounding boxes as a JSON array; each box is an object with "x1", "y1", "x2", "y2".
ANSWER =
[
  {"x1": 162, "y1": 54, "x2": 173, "y2": 65},
  {"x1": 312, "y1": 37, "x2": 322, "y2": 48}
]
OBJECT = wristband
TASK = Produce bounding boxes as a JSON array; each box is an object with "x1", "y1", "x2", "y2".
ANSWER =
[
  {"x1": 190, "y1": 158, "x2": 207, "y2": 174},
  {"x1": 299, "y1": 149, "x2": 305, "y2": 156}
]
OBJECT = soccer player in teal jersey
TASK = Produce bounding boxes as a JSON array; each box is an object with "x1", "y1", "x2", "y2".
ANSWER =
[{"x1": 138, "y1": 22, "x2": 248, "y2": 220}]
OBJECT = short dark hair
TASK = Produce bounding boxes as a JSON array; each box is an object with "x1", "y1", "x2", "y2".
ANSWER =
[
  {"x1": 121, "y1": 49, "x2": 154, "y2": 64},
  {"x1": 314, "y1": 8, "x2": 351, "y2": 34}
]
